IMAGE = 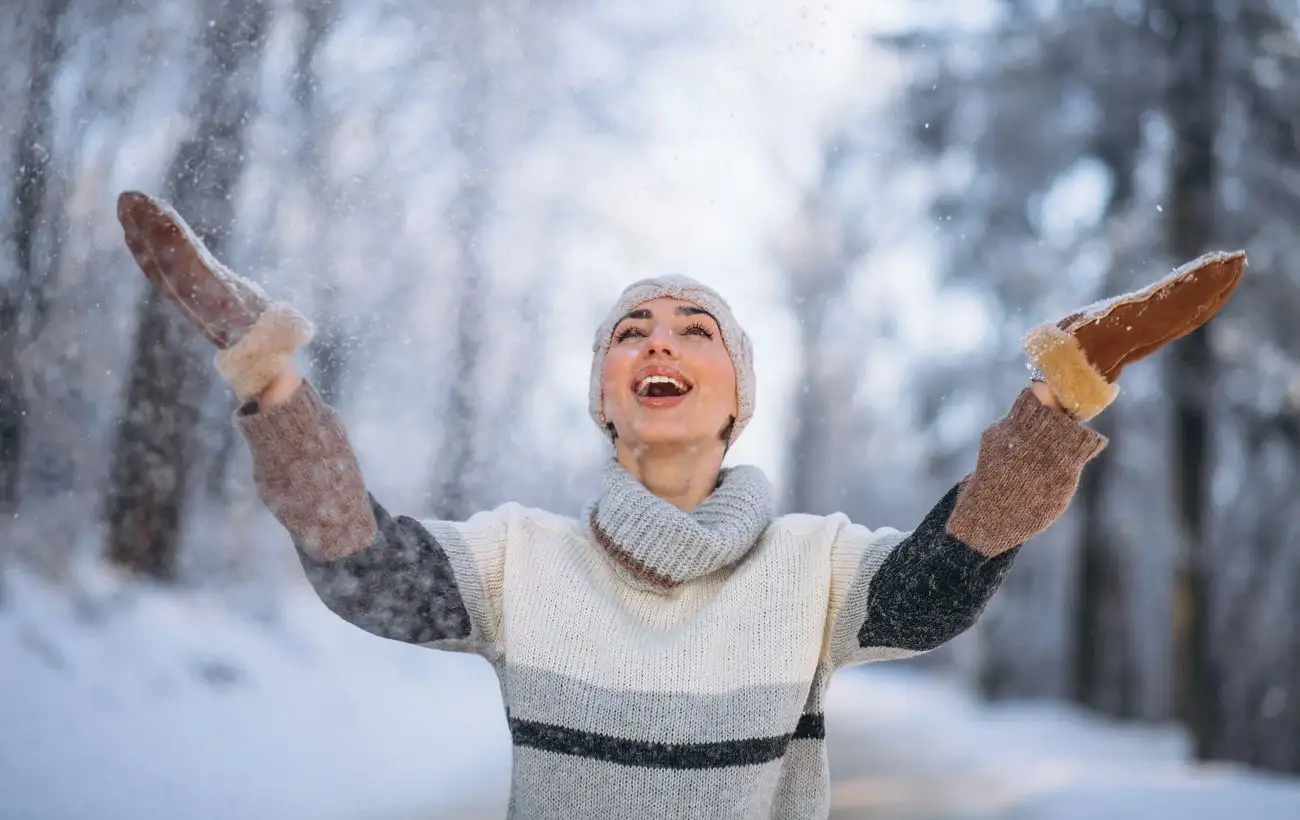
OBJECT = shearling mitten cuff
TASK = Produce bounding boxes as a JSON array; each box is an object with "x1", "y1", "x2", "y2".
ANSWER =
[
  {"x1": 1022, "y1": 324, "x2": 1121, "y2": 421},
  {"x1": 214, "y1": 303, "x2": 314, "y2": 400},
  {"x1": 1022, "y1": 249, "x2": 1246, "y2": 421}
]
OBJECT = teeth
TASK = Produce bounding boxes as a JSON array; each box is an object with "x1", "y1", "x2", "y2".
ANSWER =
[{"x1": 637, "y1": 375, "x2": 687, "y2": 396}]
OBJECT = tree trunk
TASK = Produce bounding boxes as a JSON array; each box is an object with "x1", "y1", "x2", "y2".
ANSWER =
[
  {"x1": 786, "y1": 330, "x2": 825, "y2": 515},
  {"x1": 104, "y1": 0, "x2": 269, "y2": 579},
  {"x1": 1070, "y1": 125, "x2": 1143, "y2": 717},
  {"x1": 430, "y1": 5, "x2": 491, "y2": 522},
  {"x1": 785, "y1": 286, "x2": 846, "y2": 516},
  {"x1": 294, "y1": 0, "x2": 350, "y2": 406},
  {"x1": 780, "y1": 152, "x2": 864, "y2": 516},
  {"x1": 0, "y1": 0, "x2": 70, "y2": 512},
  {"x1": 1159, "y1": 0, "x2": 1222, "y2": 761},
  {"x1": 1070, "y1": 410, "x2": 1142, "y2": 716}
]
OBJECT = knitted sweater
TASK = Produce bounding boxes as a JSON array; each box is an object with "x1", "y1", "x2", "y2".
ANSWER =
[{"x1": 236, "y1": 385, "x2": 1105, "y2": 819}]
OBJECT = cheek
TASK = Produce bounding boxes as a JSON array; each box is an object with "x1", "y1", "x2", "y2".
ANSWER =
[
  {"x1": 603, "y1": 346, "x2": 638, "y2": 377},
  {"x1": 692, "y1": 349, "x2": 738, "y2": 413},
  {"x1": 602, "y1": 347, "x2": 637, "y2": 397}
]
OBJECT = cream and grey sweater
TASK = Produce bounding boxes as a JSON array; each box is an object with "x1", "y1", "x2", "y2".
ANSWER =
[{"x1": 236, "y1": 384, "x2": 1105, "y2": 819}]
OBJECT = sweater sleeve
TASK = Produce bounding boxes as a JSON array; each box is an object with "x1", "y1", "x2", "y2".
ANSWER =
[
  {"x1": 826, "y1": 389, "x2": 1106, "y2": 668},
  {"x1": 235, "y1": 382, "x2": 506, "y2": 658}
]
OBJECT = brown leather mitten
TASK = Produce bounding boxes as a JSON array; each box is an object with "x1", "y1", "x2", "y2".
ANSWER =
[
  {"x1": 117, "y1": 191, "x2": 313, "y2": 399},
  {"x1": 1022, "y1": 249, "x2": 1246, "y2": 420}
]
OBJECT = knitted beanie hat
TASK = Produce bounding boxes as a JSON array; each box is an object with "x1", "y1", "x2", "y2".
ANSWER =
[{"x1": 589, "y1": 275, "x2": 755, "y2": 447}]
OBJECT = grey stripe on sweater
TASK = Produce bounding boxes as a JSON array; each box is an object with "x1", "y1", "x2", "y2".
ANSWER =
[
  {"x1": 509, "y1": 745, "x2": 787, "y2": 820},
  {"x1": 505, "y1": 664, "x2": 809, "y2": 742}
]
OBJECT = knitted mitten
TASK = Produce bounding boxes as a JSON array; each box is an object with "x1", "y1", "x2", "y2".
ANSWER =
[
  {"x1": 1023, "y1": 249, "x2": 1246, "y2": 420},
  {"x1": 116, "y1": 191, "x2": 313, "y2": 400}
]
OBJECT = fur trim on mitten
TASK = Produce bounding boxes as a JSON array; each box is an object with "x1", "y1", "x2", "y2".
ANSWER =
[
  {"x1": 1023, "y1": 323, "x2": 1120, "y2": 420},
  {"x1": 214, "y1": 304, "x2": 314, "y2": 400}
]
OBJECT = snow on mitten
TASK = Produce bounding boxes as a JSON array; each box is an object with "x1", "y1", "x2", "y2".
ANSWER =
[
  {"x1": 1022, "y1": 249, "x2": 1246, "y2": 421},
  {"x1": 116, "y1": 191, "x2": 313, "y2": 400}
]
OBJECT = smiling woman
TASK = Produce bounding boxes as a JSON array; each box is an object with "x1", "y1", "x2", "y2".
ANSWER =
[{"x1": 115, "y1": 190, "x2": 1246, "y2": 820}]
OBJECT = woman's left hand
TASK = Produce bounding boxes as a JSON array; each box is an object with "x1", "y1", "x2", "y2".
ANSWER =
[
  {"x1": 1022, "y1": 250, "x2": 1246, "y2": 422},
  {"x1": 1029, "y1": 380, "x2": 1065, "y2": 414}
]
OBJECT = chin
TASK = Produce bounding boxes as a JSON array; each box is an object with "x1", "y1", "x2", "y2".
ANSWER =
[{"x1": 623, "y1": 423, "x2": 727, "y2": 455}]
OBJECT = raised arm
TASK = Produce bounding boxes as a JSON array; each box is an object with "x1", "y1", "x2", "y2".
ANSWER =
[
  {"x1": 824, "y1": 249, "x2": 1248, "y2": 668},
  {"x1": 237, "y1": 370, "x2": 505, "y2": 655},
  {"x1": 115, "y1": 190, "x2": 505, "y2": 657},
  {"x1": 826, "y1": 388, "x2": 1105, "y2": 668}
]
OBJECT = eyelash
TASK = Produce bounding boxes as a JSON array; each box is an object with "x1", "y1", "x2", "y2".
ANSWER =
[{"x1": 614, "y1": 323, "x2": 715, "y2": 343}]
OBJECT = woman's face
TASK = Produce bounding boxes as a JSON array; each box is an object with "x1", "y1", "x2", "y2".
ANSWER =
[{"x1": 601, "y1": 296, "x2": 738, "y2": 452}]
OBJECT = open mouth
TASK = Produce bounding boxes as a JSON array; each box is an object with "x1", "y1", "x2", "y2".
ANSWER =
[{"x1": 631, "y1": 369, "x2": 694, "y2": 401}]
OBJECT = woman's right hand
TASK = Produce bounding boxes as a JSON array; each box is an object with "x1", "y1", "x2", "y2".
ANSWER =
[
  {"x1": 117, "y1": 190, "x2": 314, "y2": 401},
  {"x1": 260, "y1": 362, "x2": 304, "y2": 409}
]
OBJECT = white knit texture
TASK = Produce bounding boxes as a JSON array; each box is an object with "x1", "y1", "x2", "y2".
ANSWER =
[{"x1": 417, "y1": 502, "x2": 898, "y2": 819}]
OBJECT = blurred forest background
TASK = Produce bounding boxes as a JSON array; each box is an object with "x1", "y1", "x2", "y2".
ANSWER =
[{"x1": 2, "y1": 0, "x2": 1299, "y2": 813}]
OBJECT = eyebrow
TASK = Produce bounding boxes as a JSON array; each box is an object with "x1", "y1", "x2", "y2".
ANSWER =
[
  {"x1": 677, "y1": 306, "x2": 714, "y2": 320},
  {"x1": 617, "y1": 305, "x2": 718, "y2": 323}
]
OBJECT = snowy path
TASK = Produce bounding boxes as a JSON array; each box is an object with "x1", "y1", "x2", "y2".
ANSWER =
[
  {"x1": 3, "y1": 565, "x2": 1298, "y2": 820},
  {"x1": 823, "y1": 668, "x2": 1300, "y2": 820}
]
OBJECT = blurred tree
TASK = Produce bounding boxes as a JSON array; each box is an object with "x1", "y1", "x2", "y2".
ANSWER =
[
  {"x1": 1158, "y1": 0, "x2": 1222, "y2": 762},
  {"x1": 881, "y1": 2, "x2": 1170, "y2": 716},
  {"x1": 777, "y1": 137, "x2": 871, "y2": 516},
  {"x1": 426, "y1": 0, "x2": 566, "y2": 520},
  {"x1": 1196, "y1": 0, "x2": 1300, "y2": 772},
  {"x1": 202, "y1": 0, "x2": 344, "y2": 503},
  {"x1": 1, "y1": 0, "x2": 70, "y2": 512},
  {"x1": 104, "y1": 0, "x2": 270, "y2": 580},
  {"x1": 886, "y1": 0, "x2": 1300, "y2": 773},
  {"x1": 429, "y1": 1, "x2": 493, "y2": 522},
  {"x1": 294, "y1": 0, "x2": 348, "y2": 405}
]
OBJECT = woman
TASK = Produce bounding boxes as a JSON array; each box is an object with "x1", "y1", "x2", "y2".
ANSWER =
[{"x1": 116, "y1": 191, "x2": 1244, "y2": 819}]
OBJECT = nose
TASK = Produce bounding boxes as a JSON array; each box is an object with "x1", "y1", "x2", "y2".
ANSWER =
[{"x1": 643, "y1": 323, "x2": 679, "y2": 358}]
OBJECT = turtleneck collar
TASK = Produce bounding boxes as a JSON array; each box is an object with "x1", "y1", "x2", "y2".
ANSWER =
[{"x1": 585, "y1": 459, "x2": 774, "y2": 592}]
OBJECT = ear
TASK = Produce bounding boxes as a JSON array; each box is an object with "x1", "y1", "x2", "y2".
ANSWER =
[{"x1": 718, "y1": 415, "x2": 736, "y2": 448}]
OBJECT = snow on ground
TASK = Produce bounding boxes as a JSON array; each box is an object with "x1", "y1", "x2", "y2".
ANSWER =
[
  {"x1": 0, "y1": 564, "x2": 511, "y2": 820},
  {"x1": 3, "y1": 562, "x2": 1298, "y2": 820},
  {"x1": 825, "y1": 666, "x2": 1300, "y2": 819}
]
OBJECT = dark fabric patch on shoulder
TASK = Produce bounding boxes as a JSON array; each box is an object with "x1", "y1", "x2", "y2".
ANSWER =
[
  {"x1": 792, "y1": 713, "x2": 825, "y2": 740},
  {"x1": 857, "y1": 485, "x2": 1018, "y2": 653},
  {"x1": 298, "y1": 495, "x2": 472, "y2": 644},
  {"x1": 508, "y1": 715, "x2": 825, "y2": 769}
]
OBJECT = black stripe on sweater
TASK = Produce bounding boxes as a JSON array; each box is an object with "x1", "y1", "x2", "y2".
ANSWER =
[
  {"x1": 298, "y1": 496, "x2": 472, "y2": 645},
  {"x1": 857, "y1": 484, "x2": 1017, "y2": 653},
  {"x1": 509, "y1": 713, "x2": 826, "y2": 769},
  {"x1": 793, "y1": 712, "x2": 825, "y2": 740}
]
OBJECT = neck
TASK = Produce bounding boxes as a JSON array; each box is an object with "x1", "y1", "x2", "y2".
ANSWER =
[{"x1": 614, "y1": 440, "x2": 724, "y2": 512}]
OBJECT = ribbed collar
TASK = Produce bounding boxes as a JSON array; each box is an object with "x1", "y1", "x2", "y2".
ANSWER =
[{"x1": 585, "y1": 459, "x2": 774, "y2": 592}]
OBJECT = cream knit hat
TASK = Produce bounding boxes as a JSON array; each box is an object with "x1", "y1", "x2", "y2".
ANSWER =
[{"x1": 589, "y1": 275, "x2": 755, "y2": 447}]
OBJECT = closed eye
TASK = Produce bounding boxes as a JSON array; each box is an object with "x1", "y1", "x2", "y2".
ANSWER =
[
  {"x1": 614, "y1": 326, "x2": 646, "y2": 343},
  {"x1": 683, "y1": 322, "x2": 714, "y2": 339}
]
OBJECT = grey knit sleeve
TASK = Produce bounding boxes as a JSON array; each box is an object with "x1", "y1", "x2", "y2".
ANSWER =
[
  {"x1": 826, "y1": 390, "x2": 1103, "y2": 668},
  {"x1": 235, "y1": 381, "x2": 507, "y2": 656},
  {"x1": 826, "y1": 487, "x2": 1017, "y2": 668},
  {"x1": 296, "y1": 497, "x2": 473, "y2": 646}
]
